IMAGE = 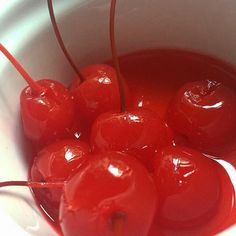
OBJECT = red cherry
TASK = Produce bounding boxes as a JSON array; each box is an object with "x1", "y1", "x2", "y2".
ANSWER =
[
  {"x1": 70, "y1": 64, "x2": 128, "y2": 125},
  {"x1": 168, "y1": 80, "x2": 236, "y2": 155},
  {"x1": 0, "y1": 44, "x2": 76, "y2": 145},
  {"x1": 31, "y1": 139, "x2": 90, "y2": 221},
  {"x1": 91, "y1": 108, "x2": 173, "y2": 169},
  {"x1": 59, "y1": 151, "x2": 157, "y2": 236},
  {"x1": 21, "y1": 79, "x2": 75, "y2": 145},
  {"x1": 152, "y1": 146, "x2": 222, "y2": 229},
  {"x1": 69, "y1": 0, "x2": 130, "y2": 127}
]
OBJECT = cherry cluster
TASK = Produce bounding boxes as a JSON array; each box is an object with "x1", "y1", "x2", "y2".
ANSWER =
[{"x1": 1, "y1": 0, "x2": 236, "y2": 236}]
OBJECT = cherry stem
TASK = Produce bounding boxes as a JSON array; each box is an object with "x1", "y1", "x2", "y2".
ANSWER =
[
  {"x1": 112, "y1": 212, "x2": 125, "y2": 236},
  {"x1": 0, "y1": 43, "x2": 45, "y2": 94},
  {"x1": 0, "y1": 181, "x2": 64, "y2": 189},
  {"x1": 47, "y1": 0, "x2": 85, "y2": 82},
  {"x1": 110, "y1": 0, "x2": 126, "y2": 112}
]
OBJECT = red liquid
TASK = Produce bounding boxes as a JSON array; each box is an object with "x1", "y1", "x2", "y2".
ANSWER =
[{"x1": 32, "y1": 49, "x2": 236, "y2": 235}]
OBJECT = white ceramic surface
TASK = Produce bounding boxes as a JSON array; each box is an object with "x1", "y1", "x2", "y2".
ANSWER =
[{"x1": 1, "y1": 0, "x2": 236, "y2": 235}]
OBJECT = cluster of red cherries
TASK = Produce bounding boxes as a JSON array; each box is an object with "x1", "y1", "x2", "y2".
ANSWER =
[{"x1": 1, "y1": 0, "x2": 236, "y2": 236}]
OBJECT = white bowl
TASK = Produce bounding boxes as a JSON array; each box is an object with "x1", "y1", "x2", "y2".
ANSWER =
[{"x1": 1, "y1": 0, "x2": 236, "y2": 235}]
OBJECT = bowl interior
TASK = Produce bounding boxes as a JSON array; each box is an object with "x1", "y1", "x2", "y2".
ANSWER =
[{"x1": 1, "y1": 0, "x2": 236, "y2": 235}]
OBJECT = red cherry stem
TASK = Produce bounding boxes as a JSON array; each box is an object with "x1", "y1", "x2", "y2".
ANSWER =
[
  {"x1": 47, "y1": 0, "x2": 85, "y2": 82},
  {"x1": 0, "y1": 43, "x2": 45, "y2": 95},
  {"x1": 112, "y1": 212, "x2": 125, "y2": 236},
  {"x1": 0, "y1": 181, "x2": 64, "y2": 189},
  {"x1": 110, "y1": 0, "x2": 126, "y2": 112}
]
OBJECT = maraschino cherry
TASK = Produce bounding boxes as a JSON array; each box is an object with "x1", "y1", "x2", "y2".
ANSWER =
[
  {"x1": 0, "y1": 44, "x2": 76, "y2": 146},
  {"x1": 90, "y1": 0, "x2": 173, "y2": 168},
  {"x1": 168, "y1": 80, "x2": 236, "y2": 155},
  {"x1": 30, "y1": 139, "x2": 90, "y2": 221},
  {"x1": 152, "y1": 146, "x2": 223, "y2": 229},
  {"x1": 47, "y1": 0, "x2": 129, "y2": 126},
  {"x1": 70, "y1": 64, "x2": 128, "y2": 125},
  {"x1": 91, "y1": 108, "x2": 173, "y2": 169},
  {"x1": 59, "y1": 151, "x2": 157, "y2": 236}
]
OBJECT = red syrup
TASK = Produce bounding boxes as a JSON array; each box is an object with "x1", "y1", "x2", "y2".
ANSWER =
[{"x1": 30, "y1": 49, "x2": 236, "y2": 235}]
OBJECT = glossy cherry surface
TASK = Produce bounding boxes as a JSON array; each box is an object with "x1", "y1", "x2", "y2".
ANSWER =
[
  {"x1": 91, "y1": 108, "x2": 173, "y2": 168},
  {"x1": 21, "y1": 79, "x2": 75, "y2": 145},
  {"x1": 31, "y1": 139, "x2": 90, "y2": 221},
  {"x1": 168, "y1": 80, "x2": 236, "y2": 155},
  {"x1": 152, "y1": 146, "x2": 223, "y2": 229},
  {"x1": 70, "y1": 64, "x2": 129, "y2": 125},
  {"x1": 59, "y1": 151, "x2": 157, "y2": 236}
]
